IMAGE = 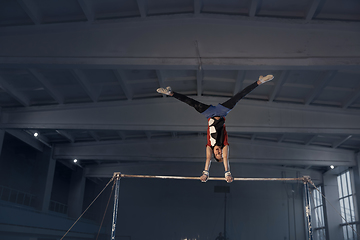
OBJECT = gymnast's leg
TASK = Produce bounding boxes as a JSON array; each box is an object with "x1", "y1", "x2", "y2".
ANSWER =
[
  {"x1": 221, "y1": 74, "x2": 274, "y2": 110},
  {"x1": 157, "y1": 87, "x2": 210, "y2": 113}
]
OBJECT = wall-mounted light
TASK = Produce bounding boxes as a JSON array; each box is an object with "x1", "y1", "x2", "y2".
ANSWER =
[{"x1": 72, "y1": 159, "x2": 83, "y2": 168}]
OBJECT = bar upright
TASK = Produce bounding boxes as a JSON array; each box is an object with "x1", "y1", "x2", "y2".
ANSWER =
[
  {"x1": 304, "y1": 181, "x2": 313, "y2": 240},
  {"x1": 111, "y1": 172, "x2": 121, "y2": 240}
]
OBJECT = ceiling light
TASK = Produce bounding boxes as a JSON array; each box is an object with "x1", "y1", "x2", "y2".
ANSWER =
[
  {"x1": 330, "y1": 165, "x2": 335, "y2": 169},
  {"x1": 33, "y1": 132, "x2": 38, "y2": 137},
  {"x1": 73, "y1": 159, "x2": 78, "y2": 163}
]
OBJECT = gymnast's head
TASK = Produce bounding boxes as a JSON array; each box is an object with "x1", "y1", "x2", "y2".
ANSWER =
[{"x1": 213, "y1": 146, "x2": 223, "y2": 162}]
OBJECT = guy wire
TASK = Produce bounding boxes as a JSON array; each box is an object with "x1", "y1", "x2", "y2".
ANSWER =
[
  {"x1": 60, "y1": 177, "x2": 114, "y2": 240},
  {"x1": 96, "y1": 179, "x2": 116, "y2": 240}
]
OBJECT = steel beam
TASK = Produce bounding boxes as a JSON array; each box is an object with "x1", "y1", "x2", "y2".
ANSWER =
[
  {"x1": 53, "y1": 137, "x2": 355, "y2": 166},
  {"x1": 2, "y1": 98, "x2": 360, "y2": 135}
]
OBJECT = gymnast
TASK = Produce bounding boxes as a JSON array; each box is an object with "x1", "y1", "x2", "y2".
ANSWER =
[{"x1": 157, "y1": 75, "x2": 274, "y2": 183}]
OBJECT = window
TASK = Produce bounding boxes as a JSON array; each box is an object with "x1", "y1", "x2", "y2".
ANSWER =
[
  {"x1": 337, "y1": 170, "x2": 357, "y2": 240},
  {"x1": 312, "y1": 186, "x2": 326, "y2": 240}
]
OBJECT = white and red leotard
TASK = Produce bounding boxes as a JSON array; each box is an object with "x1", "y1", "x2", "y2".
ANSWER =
[{"x1": 206, "y1": 117, "x2": 229, "y2": 149}]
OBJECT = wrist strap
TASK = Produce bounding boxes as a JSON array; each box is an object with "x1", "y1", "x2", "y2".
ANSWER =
[
  {"x1": 225, "y1": 171, "x2": 231, "y2": 177},
  {"x1": 202, "y1": 170, "x2": 209, "y2": 176}
]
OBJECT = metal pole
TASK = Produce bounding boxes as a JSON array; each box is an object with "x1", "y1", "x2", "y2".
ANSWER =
[
  {"x1": 304, "y1": 182, "x2": 313, "y2": 240},
  {"x1": 111, "y1": 172, "x2": 121, "y2": 240}
]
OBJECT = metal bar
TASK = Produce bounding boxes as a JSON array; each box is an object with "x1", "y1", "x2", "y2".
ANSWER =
[
  {"x1": 120, "y1": 174, "x2": 305, "y2": 181},
  {"x1": 304, "y1": 182, "x2": 313, "y2": 240},
  {"x1": 110, "y1": 173, "x2": 121, "y2": 240}
]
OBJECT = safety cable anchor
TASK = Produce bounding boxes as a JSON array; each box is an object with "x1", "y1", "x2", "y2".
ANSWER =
[
  {"x1": 113, "y1": 172, "x2": 121, "y2": 180},
  {"x1": 302, "y1": 175, "x2": 312, "y2": 184}
]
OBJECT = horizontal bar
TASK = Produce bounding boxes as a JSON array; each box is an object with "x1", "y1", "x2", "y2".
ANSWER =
[{"x1": 120, "y1": 174, "x2": 305, "y2": 181}]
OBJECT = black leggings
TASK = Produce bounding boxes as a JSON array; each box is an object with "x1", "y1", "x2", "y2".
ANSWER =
[{"x1": 172, "y1": 81, "x2": 259, "y2": 113}]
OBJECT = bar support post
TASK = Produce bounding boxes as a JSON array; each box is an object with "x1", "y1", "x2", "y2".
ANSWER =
[
  {"x1": 304, "y1": 177, "x2": 313, "y2": 240},
  {"x1": 111, "y1": 172, "x2": 121, "y2": 240}
]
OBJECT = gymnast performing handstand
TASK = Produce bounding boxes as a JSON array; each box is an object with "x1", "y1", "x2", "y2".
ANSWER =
[{"x1": 157, "y1": 75, "x2": 274, "y2": 183}]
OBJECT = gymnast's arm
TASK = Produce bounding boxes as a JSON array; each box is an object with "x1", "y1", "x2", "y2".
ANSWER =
[
  {"x1": 200, "y1": 146, "x2": 212, "y2": 182},
  {"x1": 222, "y1": 145, "x2": 229, "y2": 171},
  {"x1": 222, "y1": 145, "x2": 233, "y2": 183}
]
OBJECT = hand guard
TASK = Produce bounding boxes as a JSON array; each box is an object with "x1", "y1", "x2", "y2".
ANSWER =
[
  {"x1": 225, "y1": 171, "x2": 233, "y2": 183},
  {"x1": 200, "y1": 170, "x2": 209, "y2": 182}
]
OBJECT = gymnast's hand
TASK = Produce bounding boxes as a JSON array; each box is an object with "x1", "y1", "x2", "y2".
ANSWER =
[
  {"x1": 225, "y1": 171, "x2": 233, "y2": 183},
  {"x1": 200, "y1": 170, "x2": 209, "y2": 182}
]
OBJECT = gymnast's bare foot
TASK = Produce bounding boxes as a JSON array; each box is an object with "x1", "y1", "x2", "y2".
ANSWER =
[
  {"x1": 258, "y1": 75, "x2": 274, "y2": 85},
  {"x1": 156, "y1": 86, "x2": 173, "y2": 96}
]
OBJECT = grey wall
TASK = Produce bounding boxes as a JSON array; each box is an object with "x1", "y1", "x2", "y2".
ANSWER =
[{"x1": 0, "y1": 134, "x2": 38, "y2": 193}]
